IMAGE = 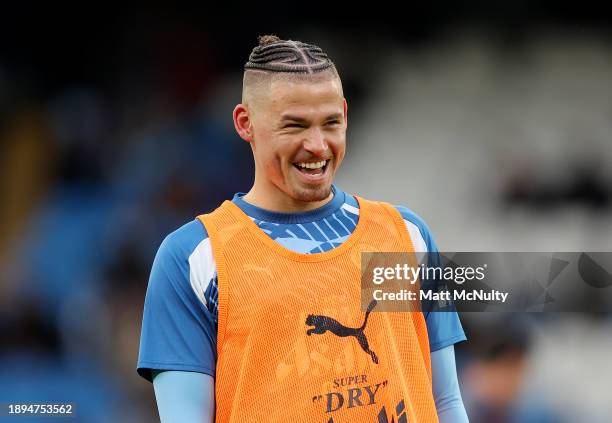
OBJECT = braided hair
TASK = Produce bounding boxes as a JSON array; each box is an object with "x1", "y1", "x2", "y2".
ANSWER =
[
  {"x1": 245, "y1": 35, "x2": 335, "y2": 74},
  {"x1": 241, "y1": 35, "x2": 341, "y2": 104}
]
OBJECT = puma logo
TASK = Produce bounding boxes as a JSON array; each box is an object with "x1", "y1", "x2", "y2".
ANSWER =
[{"x1": 305, "y1": 300, "x2": 379, "y2": 364}]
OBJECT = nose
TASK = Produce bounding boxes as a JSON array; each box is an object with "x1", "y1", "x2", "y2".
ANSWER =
[{"x1": 303, "y1": 127, "x2": 329, "y2": 157}]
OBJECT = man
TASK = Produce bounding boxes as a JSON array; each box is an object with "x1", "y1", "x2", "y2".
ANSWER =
[{"x1": 138, "y1": 35, "x2": 469, "y2": 422}]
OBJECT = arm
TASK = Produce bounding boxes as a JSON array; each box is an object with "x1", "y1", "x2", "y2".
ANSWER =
[
  {"x1": 394, "y1": 205, "x2": 469, "y2": 420},
  {"x1": 137, "y1": 221, "x2": 218, "y2": 418},
  {"x1": 431, "y1": 345, "x2": 469, "y2": 423},
  {"x1": 153, "y1": 370, "x2": 215, "y2": 423}
]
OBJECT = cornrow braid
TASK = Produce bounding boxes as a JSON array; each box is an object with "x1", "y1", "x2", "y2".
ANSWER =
[{"x1": 245, "y1": 35, "x2": 334, "y2": 74}]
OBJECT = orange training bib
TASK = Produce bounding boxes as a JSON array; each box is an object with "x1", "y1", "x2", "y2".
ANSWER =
[{"x1": 198, "y1": 196, "x2": 438, "y2": 423}]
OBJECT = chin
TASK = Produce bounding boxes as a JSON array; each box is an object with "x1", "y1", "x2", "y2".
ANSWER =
[{"x1": 289, "y1": 184, "x2": 332, "y2": 203}]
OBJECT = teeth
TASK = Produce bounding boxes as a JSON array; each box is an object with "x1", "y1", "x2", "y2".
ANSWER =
[{"x1": 296, "y1": 160, "x2": 327, "y2": 169}]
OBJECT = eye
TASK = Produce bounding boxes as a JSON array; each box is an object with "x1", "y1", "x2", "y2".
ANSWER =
[
  {"x1": 325, "y1": 120, "x2": 340, "y2": 126},
  {"x1": 284, "y1": 123, "x2": 304, "y2": 129}
]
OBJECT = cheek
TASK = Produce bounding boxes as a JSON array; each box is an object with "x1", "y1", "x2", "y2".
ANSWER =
[
  {"x1": 259, "y1": 138, "x2": 294, "y2": 175},
  {"x1": 253, "y1": 129, "x2": 278, "y2": 163},
  {"x1": 330, "y1": 134, "x2": 347, "y2": 164},
  {"x1": 273, "y1": 136, "x2": 301, "y2": 164}
]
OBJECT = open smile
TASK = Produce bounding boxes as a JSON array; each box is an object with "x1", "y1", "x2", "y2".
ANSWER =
[{"x1": 292, "y1": 159, "x2": 331, "y2": 182}]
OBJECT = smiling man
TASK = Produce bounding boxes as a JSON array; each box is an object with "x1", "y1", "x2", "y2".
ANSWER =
[
  {"x1": 137, "y1": 35, "x2": 469, "y2": 422},
  {"x1": 238, "y1": 40, "x2": 346, "y2": 209}
]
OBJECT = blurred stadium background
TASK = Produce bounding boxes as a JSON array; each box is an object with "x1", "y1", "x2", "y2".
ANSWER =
[{"x1": 1, "y1": 6, "x2": 611, "y2": 422}]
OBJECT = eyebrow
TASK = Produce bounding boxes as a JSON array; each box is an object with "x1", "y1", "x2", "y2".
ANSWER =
[{"x1": 280, "y1": 113, "x2": 343, "y2": 123}]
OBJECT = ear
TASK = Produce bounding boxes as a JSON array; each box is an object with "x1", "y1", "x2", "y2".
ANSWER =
[
  {"x1": 233, "y1": 104, "x2": 254, "y2": 143},
  {"x1": 343, "y1": 98, "x2": 348, "y2": 128}
]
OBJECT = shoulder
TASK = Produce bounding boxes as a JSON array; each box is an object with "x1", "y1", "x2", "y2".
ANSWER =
[
  {"x1": 346, "y1": 191, "x2": 437, "y2": 253},
  {"x1": 151, "y1": 219, "x2": 214, "y2": 307},
  {"x1": 365, "y1": 197, "x2": 436, "y2": 253},
  {"x1": 158, "y1": 219, "x2": 209, "y2": 261},
  {"x1": 392, "y1": 205, "x2": 437, "y2": 253}
]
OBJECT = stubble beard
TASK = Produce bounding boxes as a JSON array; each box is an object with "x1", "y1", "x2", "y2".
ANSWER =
[{"x1": 288, "y1": 183, "x2": 333, "y2": 203}]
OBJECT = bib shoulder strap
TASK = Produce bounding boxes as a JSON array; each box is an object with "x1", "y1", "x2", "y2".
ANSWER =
[
  {"x1": 354, "y1": 195, "x2": 416, "y2": 253},
  {"x1": 195, "y1": 200, "x2": 240, "y2": 355}
]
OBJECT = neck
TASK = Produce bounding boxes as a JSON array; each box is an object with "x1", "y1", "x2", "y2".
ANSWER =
[{"x1": 242, "y1": 181, "x2": 334, "y2": 213}]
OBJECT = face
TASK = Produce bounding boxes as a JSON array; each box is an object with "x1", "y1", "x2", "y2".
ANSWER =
[{"x1": 236, "y1": 76, "x2": 347, "y2": 205}]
